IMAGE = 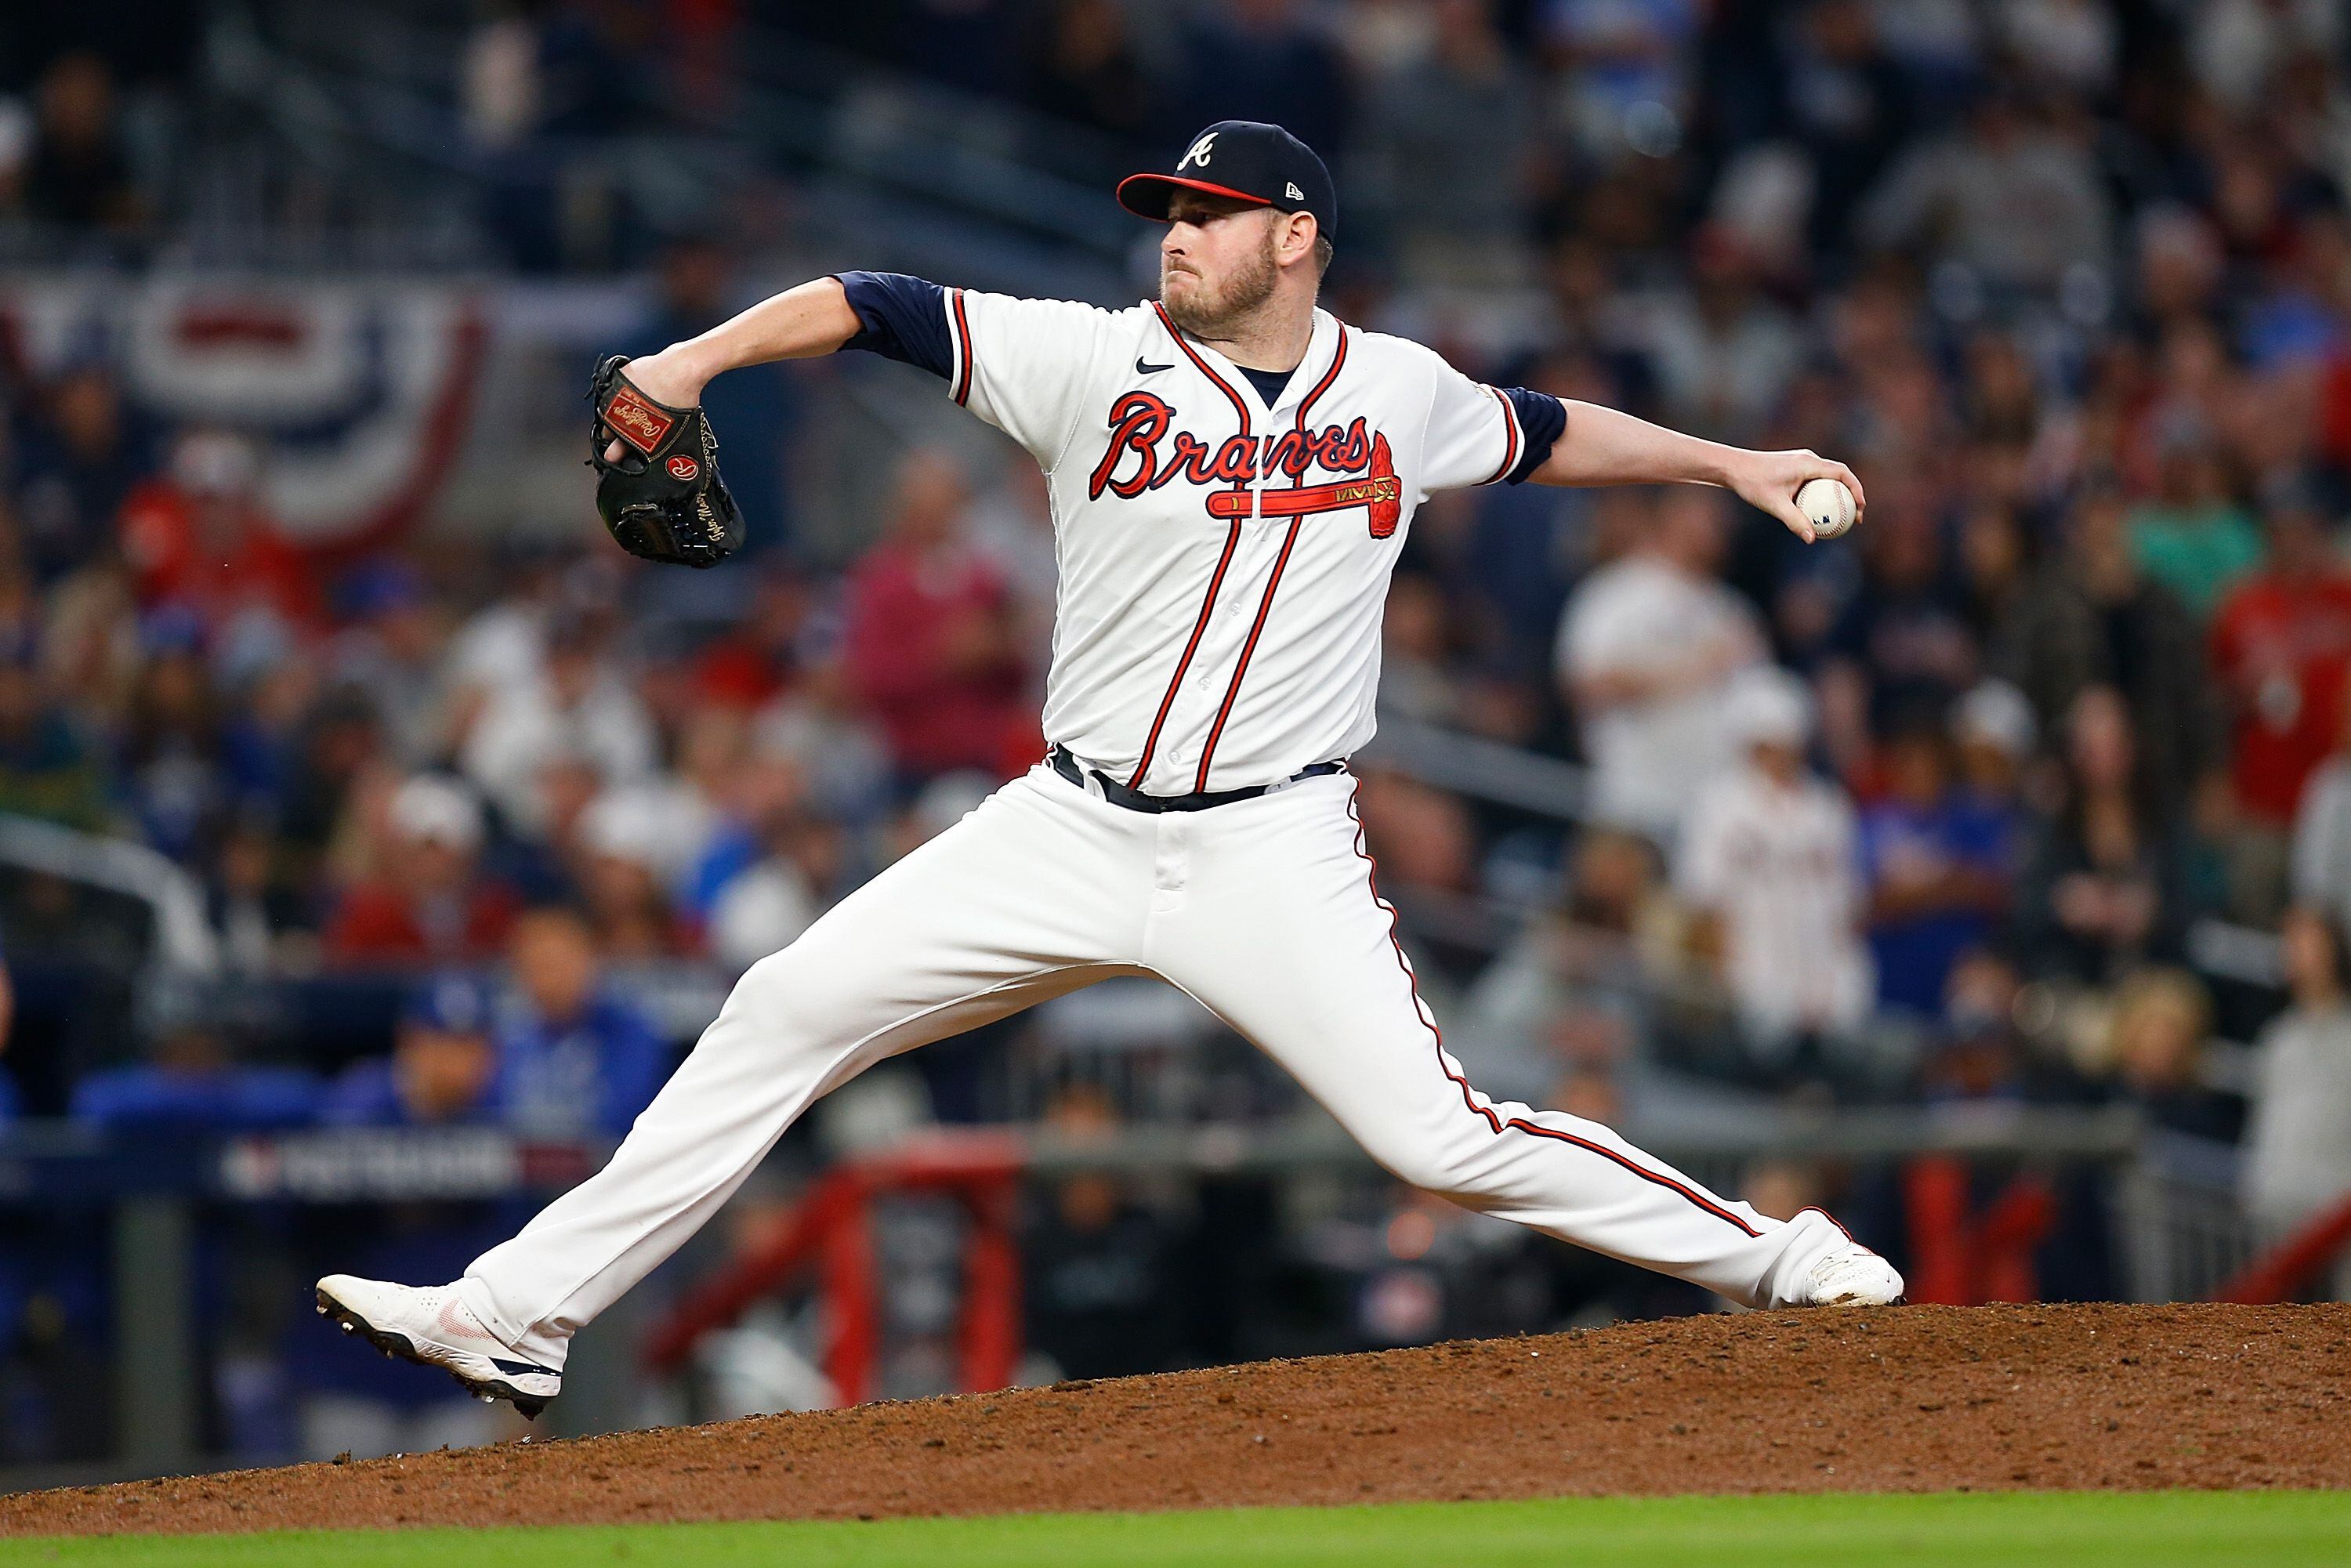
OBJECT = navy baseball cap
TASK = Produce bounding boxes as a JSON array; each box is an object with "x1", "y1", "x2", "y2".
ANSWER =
[{"x1": 1118, "y1": 121, "x2": 1338, "y2": 244}]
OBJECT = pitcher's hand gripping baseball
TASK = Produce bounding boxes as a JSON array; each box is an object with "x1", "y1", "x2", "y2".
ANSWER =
[{"x1": 587, "y1": 354, "x2": 744, "y2": 568}]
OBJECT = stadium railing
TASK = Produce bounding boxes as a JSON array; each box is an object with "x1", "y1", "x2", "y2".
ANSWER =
[
  {"x1": 2215, "y1": 1191, "x2": 2351, "y2": 1305},
  {"x1": 0, "y1": 1089, "x2": 2287, "y2": 1485},
  {"x1": 635, "y1": 1103, "x2": 2150, "y2": 1417},
  {"x1": 0, "y1": 814, "x2": 218, "y2": 979}
]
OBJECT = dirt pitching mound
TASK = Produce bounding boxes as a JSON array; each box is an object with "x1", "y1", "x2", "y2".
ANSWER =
[{"x1": 9, "y1": 1302, "x2": 2349, "y2": 1537}]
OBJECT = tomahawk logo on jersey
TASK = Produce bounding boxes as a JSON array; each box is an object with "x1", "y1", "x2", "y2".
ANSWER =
[{"x1": 835, "y1": 271, "x2": 1565, "y2": 798}]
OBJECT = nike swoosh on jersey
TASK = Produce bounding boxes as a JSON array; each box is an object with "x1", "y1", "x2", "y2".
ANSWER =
[{"x1": 1135, "y1": 357, "x2": 1176, "y2": 375}]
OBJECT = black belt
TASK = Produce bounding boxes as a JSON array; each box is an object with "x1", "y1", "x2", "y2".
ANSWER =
[{"x1": 1049, "y1": 744, "x2": 1345, "y2": 813}]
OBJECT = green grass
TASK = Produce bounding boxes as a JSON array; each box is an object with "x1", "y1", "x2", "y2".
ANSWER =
[{"x1": 3, "y1": 1491, "x2": 2347, "y2": 1567}]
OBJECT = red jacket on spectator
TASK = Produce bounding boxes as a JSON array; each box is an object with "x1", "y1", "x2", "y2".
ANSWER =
[
  {"x1": 321, "y1": 882, "x2": 521, "y2": 966},
  {"x1": 119, "y1": 477, "x2": 324, "y2": 632},
  {"x1": 2210, "y1": 553, "x2": 2351, "y2": 824},
  {"x1": 842, "y1": 538, "x2": 1028, "y2": 779},
  {"x1": 2321, "y1": 353, "x2": 2351, "y2": 474}
]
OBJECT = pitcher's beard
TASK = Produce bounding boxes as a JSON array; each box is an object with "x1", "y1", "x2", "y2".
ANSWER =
[{"x1": 1160, "y1": 232, "x2": 1280, "y2": 340}]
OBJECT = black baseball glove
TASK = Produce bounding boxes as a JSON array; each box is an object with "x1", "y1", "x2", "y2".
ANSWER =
[{"x1": 586, "y1": 354, "x2": 744, "y2": 568}]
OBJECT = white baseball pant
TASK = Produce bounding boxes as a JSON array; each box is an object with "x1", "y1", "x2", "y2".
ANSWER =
[{"x1": 458, "y1": 763, "x2": 1853, "y2": 1366}]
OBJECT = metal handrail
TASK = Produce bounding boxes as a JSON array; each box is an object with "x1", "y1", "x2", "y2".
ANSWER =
[
  {"x1": 0, "y1": 814, "x2": 219, "y2": 975},
  {"x1": 1358, "y1": 715, "x2": 1590, "y2": 822}
]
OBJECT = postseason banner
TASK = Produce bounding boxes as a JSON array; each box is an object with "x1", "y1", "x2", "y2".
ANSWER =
[{"x1": 0, "y1": 273, "x2": 487, "y2": 551}]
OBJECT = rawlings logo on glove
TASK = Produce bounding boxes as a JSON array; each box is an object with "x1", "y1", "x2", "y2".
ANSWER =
[{"x1": 586, "y1": 355, "x2": 744, "y2": 569}]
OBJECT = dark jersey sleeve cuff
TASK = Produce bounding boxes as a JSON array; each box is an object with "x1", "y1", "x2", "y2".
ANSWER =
[
  {"x1": 1497, "y1": 387, "x2": 1566, "y2": 484},
  {"x1": 834, "y1": 272, "x2": 954, "y2": 381}
]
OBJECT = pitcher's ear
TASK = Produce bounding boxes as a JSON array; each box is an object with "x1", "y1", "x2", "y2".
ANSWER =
[{"x1": 1283, "y1": 210, "x2": 1320, "y2": 266}]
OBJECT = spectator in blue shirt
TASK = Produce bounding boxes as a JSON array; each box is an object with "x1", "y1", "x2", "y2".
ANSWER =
[
  {"x1": 1859, "y1": 717, "x2": 2012, "y2": 1017},
  {"x1": 494, "y1": 907, "x2": 670, "y2": 1139},
  {"x1": 116, "y1": 607, "x2": 232, "y2": 866},
  {"x1": 300, "y1": 974, "x2": 520, "y2": 1458},
  {"x1": 1950, "y1": 679, "x2": 2035, "y2": 864},
  {"x1": 320, "y1": 974, "x2": 502, "y2": 1129},
  {"x1": 70, "y1": 980, "x2": 316, "y2": 1132}
]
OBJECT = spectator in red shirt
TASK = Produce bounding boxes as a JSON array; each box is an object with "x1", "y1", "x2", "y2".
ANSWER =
[
  {"x1": 119, "y1": 430, "x2": 323, "y2": 637},
  {"x1": 691, "y1": 563, "x2": 817, "y2": 711},
  {"x1": 842, "y1": 450, "x2": 1030, "y2": 784},
  {"x1": 2210, "y1": 495, "x2": 2351, "y2": 918},
  {"x1": 322, "y1": 773, "x2": 519, "y2": 966}
]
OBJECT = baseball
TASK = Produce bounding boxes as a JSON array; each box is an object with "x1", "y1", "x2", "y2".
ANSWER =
[{"x1": 1796, "y1": 476, "x2": 1857, "y2": 541}]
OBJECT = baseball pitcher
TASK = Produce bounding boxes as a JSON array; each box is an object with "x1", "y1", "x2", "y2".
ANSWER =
[{"x1": 320, "y1": 121, "x2": 1896, "y2": 1416}]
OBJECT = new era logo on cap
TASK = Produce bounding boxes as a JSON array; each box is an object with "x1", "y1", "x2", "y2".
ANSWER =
[{"x1": 1116, "y1": 121, "x2": 1339, "y2": 244}]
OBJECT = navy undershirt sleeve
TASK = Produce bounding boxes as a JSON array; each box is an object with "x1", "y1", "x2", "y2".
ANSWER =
[
  {"x1": 1498, "y1": 386, "x2": 1567, "y2": 484},
  {"x1": 834, "y1": 271, "x2": 954, "y2": 381}
]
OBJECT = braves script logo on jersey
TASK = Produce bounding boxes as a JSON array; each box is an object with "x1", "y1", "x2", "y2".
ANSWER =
[
  {"x1": 1088, "y1": 391, "x2": 1401, "y2": 535},
  {"x1": 604, "y1": 387, "x2": 676, "y2": 454}
]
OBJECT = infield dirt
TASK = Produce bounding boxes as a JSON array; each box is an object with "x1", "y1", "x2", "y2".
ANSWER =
[{"x1": 6, "y1": 1302, "x2": 2347, "y2": 1537}]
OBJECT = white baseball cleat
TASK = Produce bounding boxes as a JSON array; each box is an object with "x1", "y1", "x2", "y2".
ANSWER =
[
  {"x1": 314, "y1": 1274, "x2": 560, "y2": 1418},
  {"x1": 1796, "y1": 1241, "x2": 1909, "y2": 1307},
  {"x1": 1798, "y1": 1242, "x2": 1906, "y2": 1307}
]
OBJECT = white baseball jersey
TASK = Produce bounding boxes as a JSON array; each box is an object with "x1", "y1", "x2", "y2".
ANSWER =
[
  {"x1": 849, "y1": 277, "x2": 1542, "y2": 795},
  {"x1": 1676, "y1": 762, "x2": 1875, "y2": 1040},
  {"x1": 438, "y1": 279, "x2": 1879, "y2": 1373}
]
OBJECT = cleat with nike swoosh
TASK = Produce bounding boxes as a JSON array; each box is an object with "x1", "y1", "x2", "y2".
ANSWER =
[{"x1": 315, "y1": 1274, "x2": 560, "y2": 1418}]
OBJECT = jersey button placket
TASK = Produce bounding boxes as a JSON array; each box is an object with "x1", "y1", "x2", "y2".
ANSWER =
[
  {"x1": 1149, "y1": 812, "x2": 1190, "y2": 911},
  {"x1": 1191, "y1": 488, "x2": 1250, "y2": 687}
]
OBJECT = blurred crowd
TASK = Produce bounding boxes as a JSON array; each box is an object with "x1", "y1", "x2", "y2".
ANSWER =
[
  {"x1": 794, "y1": 0, "x2": 2350, "y2": 1255},
  {"x1": 5, "y1": 0, "x2": 2351, "y2": 1460}
]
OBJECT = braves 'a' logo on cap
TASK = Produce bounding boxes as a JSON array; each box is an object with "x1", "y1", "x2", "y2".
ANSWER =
[
  {"x1": 604, "y1": 387, "x2": 676, "y2": 455},
  {"x1": 1178, "y1": 131, "x2": 1217, "y2": 170}
]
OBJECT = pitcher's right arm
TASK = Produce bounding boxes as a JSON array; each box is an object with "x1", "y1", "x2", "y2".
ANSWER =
[{"x1": 617, "y1": 277, "x2": 864, "y2": 408}]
